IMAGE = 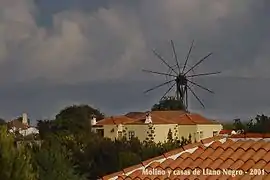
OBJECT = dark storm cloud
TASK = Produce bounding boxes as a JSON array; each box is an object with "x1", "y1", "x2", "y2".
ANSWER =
[{"x1": 0, "y1": 0, "x2": 270, "y2": 121}]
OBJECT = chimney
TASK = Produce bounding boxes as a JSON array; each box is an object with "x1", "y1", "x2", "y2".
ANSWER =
[
  {"x1": 145, "y1": 112, "x2": 152, "y2": 124},
  {"x1": 22, "y1": 113, "x2": 28, "y2": 125},
  {"x1": 91, "y1": 114, "x2": 97, "y2": 126}
]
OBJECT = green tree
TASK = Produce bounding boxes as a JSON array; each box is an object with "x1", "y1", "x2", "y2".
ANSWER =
[
  {"x1": 0, "y1": 126, "x2": 36, "y2": 180},
  {"x1": 247, "y1": 114, "x2": 270, "y2": 133},
  {"x1": 54, "y1": 105, "x2": 104, "y2": 134},
  {"x1": 0, "y1": 118, "x2": 6, "y2": 126},
  {"x1": 36, "y1": 119, "x2": 58, "y2": 139},
  {"x1": 167, "y1": 129, "x2": 173, "y2": 142},
  {"x1": 32, "y1": 135, "x2": 85, "y2": 180},
  {"x1": 233, "y1": 118, "x2": 246, "y2": 131},
  {"x1": 151, "y1": 96, "x2": 185, "y2": 111}
]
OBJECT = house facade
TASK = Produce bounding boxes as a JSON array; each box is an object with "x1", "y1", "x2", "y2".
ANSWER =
[{"x1": 92, "y1": 111, "x2": 222, "y2": 143}]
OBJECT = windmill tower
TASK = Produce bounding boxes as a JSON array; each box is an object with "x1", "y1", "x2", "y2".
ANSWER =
[{"x1": 143, "y1": 40, "x2": 221, "y2": 111}]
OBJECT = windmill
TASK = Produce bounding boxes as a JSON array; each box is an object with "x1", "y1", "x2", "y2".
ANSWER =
[{"x1": 142, "y1": 40, "x2": 221, "y2": 111}]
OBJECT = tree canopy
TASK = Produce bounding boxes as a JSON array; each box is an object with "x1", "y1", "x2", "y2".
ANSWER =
[
  {"x1": 151, "y1": 96, "x2": 186, "y2": 111},
  {"x1": 0, "y1": 118, "x2": 6, "y2": 125},
  {"x1": 224, "y1": 114, "x2": 270, "y2": 133}
]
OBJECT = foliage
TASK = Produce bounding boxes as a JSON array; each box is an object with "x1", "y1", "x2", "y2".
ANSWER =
[
  {"x1": 233, "y1": 118, "x2": 246, "y2": 131},
  {"x1": 222, "y1": 122, "x2": 234, "y2": 130},
  {"x1": 32, "y1": 136, "x2": 85, "y2": 180},
  {"x1": 54, "y1": 105, "x2": 104, "y2": 134},
  {"x1": 0, "y1": 126, "x2": 36, "y2": 180},
  {"x1": 225, "y1": 114, "x2": 270, "y2": 133},
  {"x1": 151, "y1": 96, "x2": 186, "y2": 111},
  {"x1": 246, "y1": 114, "x2": 270, "y2": 133},
  {"x1": 0, "y1": 118, "x2": 6, "y2": 125},
  {"x1": 1, "y1": 104, "x2": 195, "y2": 179},
  {"x1": 167, "y1": 129, "x2": 173, "y2": 142}
]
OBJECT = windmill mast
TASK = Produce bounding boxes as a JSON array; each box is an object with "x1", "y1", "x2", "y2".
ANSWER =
[{"x1": 142, "y1": 40, "x2": 221, "y2": 111}]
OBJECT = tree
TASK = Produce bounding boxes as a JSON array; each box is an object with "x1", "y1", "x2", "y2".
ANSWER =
[
  {"x1": 56, "y1": 104, "x2": 104, "y2": 121},
  {"x1": 0, "y1": 118, "x2": 6, "y2": 126},
  {"x1": 54, "y1": 105, "x2": 104, "y2": 134},
  {"x1": 233, "y1": 118, "x2": 246, "y2": 131},
  {"x1": 32, "y1": 136, "x2": 86, "y2": 180},
  {"x1": 0, "y1": 126, "x2": 36, "y2": 180},
  {"x1": 151, "y1": 96, "x2": 185, "y2": 111},
  {"x1": 37, "y1": 120, "x2": 55, "y2": 139},
  {"x1": 167, "y1": 129, "x2": 173, "y2": 142},
  {"x1": 247, "y1": 114, "x2": 270, "y2": 133}
]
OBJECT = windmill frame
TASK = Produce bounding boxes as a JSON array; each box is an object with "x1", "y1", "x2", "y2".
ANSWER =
[{"x1": 143, "y1": 40, "x2": 221, "y2": 111}]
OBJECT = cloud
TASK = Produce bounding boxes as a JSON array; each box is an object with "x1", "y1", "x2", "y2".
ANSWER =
[
  {"x1": 0, "y1": 0, "x2": 148, "y2": 83},
  {"x1": 0, "y1": 0, "x2": 270, "y2": 120},
  {"x1": 1, "y1": 0, "x2": 269, "y2": 84}
]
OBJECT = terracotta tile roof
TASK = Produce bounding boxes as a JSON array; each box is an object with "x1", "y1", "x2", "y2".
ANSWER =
[
  {"x1": 125, "y1": 112, "x2": 146, "y2": 119},
  {"x1": 96, "y1": 116, "x2": 136, "y2": 125},
  {"x1": 125, "y1": 114, "x2": 176, "y2": 124},
  {"x1": 102, "y1": 136, "x2": 270, "y2": 180},
  {"x1": 7, "y1": 119, "x2": 29, "y2": 130},
  {"x1": 97, "y1": 111, "x2": 220, "y2": 125},
  {"x1": 219, "y1": 129, "x2": 233, "y2": 134}
]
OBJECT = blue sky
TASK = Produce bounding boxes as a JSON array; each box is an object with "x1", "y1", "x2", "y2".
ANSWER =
[{"x1": 0, "y1": 0, "x2": 270, "y2": 123}]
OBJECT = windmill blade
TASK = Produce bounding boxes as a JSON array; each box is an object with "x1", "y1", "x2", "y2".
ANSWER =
[
  {"x1": 152, "y1": 49, "x2": 178, "y2": 75},
  {"x1": 187, "y1": 85, "x2": 205, "y2": 108},
  {"x1": 170, "y1": 40, "x2": 181, "y2": 73},
  {"x1": 185, "y1": 86, "x2": 188, "y2": 109},
  {"x1": 144, "y1": 80, "x2": 175, "y2": 94},
  {"x1": 142, "y1": 69, "x2": 177, "y2": 77},
  {"x1": 182, "y1": 40, "x2": 194, "y2": 73},
  {"x1": 184, "y1": 52, "x2": 213, "y2": 75},
  {"x1": 187, "y1": 79, "x2": 214, "y2": 94},
  {"x1": 187, "y1": 71, "x2": 221, "y2": 78},
  {"x1": 160, "y1": 82, "x2": 176, "y2": 100}
]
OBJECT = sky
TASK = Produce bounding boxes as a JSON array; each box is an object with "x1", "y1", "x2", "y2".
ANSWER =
[{"x1": 0, "y1": 0, "x2": 270, "y2": 122}]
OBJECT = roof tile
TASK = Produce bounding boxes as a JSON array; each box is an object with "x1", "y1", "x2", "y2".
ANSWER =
[
  {"x1": 240, "y1": 149, "x2": 256, "y2": 162},
  {"x1": 250, "y1": 148, "x2": 267, "y2": 162},
  {"x1": 158, "y1": 158, "x2": 173, "y2": 169},
  {"x1": 219, "y1": 148, "x2": 234, "y2": 161},
  {"x1": 199, "y1": 147, "x2": 215, "y2": 159},
  {"x1": 230, "y1": 159, "x2": 245, "y2": 169},
  {"x1": 142, "y1": 155, "x2": 165, "y2": 166},
  {"x1": 263, "y1": 162, "x2": 270, "y2": 173},
  {"x1": 250, "y1": 140, "x2": 266, "y2": 150},
  {"x1": 208, "y1": 147, "x2": 224, "y2": 161},
  {"x1": 102, "y1": 137, "x2": 270, "y2": 180},
  {"x1": 241, "y1": 159, "x2": 256, "y2": 171}
]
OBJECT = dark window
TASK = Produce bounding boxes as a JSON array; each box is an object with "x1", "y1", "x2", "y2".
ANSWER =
[
  {"x1": 96, "y1": 129, "x2": 104, "y2": 137},
  {"x1": 128, "y1": 131, "x2": 135, "y2": 139},
  {"x1": 213, "y1": 131, "x2": 218, "y2": 136}
]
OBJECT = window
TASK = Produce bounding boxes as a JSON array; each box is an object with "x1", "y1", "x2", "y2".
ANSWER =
[
  {"x1": 199, "y1": 131, "x2": 203, "y2": 138},
  {"x1": 213, "y1": 131, "x2": 218, "y2": 136},
  {"x1": 96, "y1": 129, "x2": 104, "y2": 137},
  {"x1": 128, "y1": 131, "x2": 135, "y2": 139},
  {"x1": 118, "y1": 131, "x2": 123, "y2": 139}
]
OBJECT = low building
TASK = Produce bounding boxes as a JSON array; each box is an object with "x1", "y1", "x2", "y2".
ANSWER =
[
  {"x1": 91, "y1": 111, "x2": 222, "y2": 143},
  {"x1": 102, "y1": 135, "x2": 270, "y2": 179},
  {"x1": 7, "y1": 113, "x2": 39, "y2": 137}
]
